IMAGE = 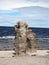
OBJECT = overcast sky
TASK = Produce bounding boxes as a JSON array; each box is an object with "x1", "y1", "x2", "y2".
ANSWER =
[
  {"x1": 0, "y1": 0, "x2": 49, "y2": 28},
  {"x1": 0, "y1": 0, "x2": 49, "y2": 10}
]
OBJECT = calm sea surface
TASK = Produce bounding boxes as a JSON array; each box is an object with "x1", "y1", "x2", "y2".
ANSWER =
[{"x1": 0, "y1": 27, "x2": 49, "y2": 50}]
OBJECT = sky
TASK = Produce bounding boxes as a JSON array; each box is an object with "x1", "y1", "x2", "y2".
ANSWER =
[{"x1": 0, "y1": 0, "x2": 49, "y2": 28}]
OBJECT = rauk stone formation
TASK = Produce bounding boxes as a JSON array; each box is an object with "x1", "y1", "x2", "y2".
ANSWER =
[{"x1": 14, "y1": 21, "x2": 37, "y2": 56}]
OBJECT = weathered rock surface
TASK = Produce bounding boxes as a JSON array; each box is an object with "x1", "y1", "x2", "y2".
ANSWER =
[{"x1": 14, "y1": 21, "x2": 37, "y2": 56}]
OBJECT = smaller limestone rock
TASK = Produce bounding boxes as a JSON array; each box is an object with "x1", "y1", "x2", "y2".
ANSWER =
[{"x1": 26, "y1": 29, "x2": 37, "y2": 53}]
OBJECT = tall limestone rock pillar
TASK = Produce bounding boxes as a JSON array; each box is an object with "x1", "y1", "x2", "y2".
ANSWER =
[
  {"x1": 14, "y1": 21, "x2": 37, "y2": 56},
  {"x1": 14, "y1": 22, "x2": 28, "y2": 55}
]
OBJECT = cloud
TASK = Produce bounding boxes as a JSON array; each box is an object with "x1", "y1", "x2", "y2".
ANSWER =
[
  {"x1": 0, "y1": 0, "x2": 49, "y2": 10},
  {"x1": 27, "y1": 0, "x2": 49, "y2": 3},
  {"x1": 0, "y1": 6, "x2": 49, "y2": 28},
  {"x1": 0, "y1": 0, "x2": 49, "y2": 28}
]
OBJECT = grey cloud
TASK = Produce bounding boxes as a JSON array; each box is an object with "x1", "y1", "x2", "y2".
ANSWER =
[
  {"x1": 0, "y1": 0, "x2": 49, "y2": 3},
  {"x1": 27, "y1": 0, "x2": 49, "y2": 3}
]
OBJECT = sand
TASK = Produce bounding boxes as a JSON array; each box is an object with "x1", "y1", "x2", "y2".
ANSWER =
[
  {"x1": 0, "y1": 50, "x2": 49, "y2": 57},
  {"x1": 0, "y1": 50, "x2": 49, "y2": 65}
]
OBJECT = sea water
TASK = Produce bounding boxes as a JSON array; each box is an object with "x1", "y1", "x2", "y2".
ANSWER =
[{"x1": 0, "y1": 26, "x2": 49, "y2": 50}]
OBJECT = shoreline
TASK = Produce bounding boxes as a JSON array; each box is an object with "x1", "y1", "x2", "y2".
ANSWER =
[{"x1": 0, "y1": 50, "x2": 49, "y2": 58}]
